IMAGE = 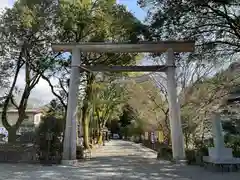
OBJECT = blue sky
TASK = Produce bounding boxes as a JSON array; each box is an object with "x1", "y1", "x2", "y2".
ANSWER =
[{"x1": 117, "y1": 0, "x2": 146, "y2": 21}]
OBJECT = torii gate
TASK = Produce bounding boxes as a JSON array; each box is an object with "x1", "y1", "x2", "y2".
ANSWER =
[{"x1": 52, "y1": 41, "x2": 195, "y2": 164}]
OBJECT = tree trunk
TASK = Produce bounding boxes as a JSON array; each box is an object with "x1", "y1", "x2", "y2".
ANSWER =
[
  {"x1": 81, "y1": 73, "x2": 94, "y2": 149},
  {"x1": 184, "y1": 133, "x2": 189, "y2": 150},
  {"x1": 96, "y1": 120, "x2": 103, "y2": 145},
  {"x1": 81, "y1": 103, "x2": 90, "y2": 149},
  {"x1": 8, "y1": 128, "x2": 17, "y2": 143},
  {"x1": 83, "y1": 116, "x2": 90, "y2": 149},
  {"x1": 97, "y1": 131, "x2": 103, "y2": 145}
]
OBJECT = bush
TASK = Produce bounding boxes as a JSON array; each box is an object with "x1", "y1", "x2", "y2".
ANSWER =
[
  {"x1": 185, "y1": 150, "x2": 196, "y2": 164},
  {"x1": 225, "y1": 135, "x2": 240, "y2": 157},
  {"x1": 185, "y1": 146, "x2": 208, "y2": 165},
  {"x1": 76, "y1": 146, "x2": 84, "y2": 159},
  {"x1": 157, "y1": 145, "x2": 172, "y2": 160},
  {"x1": 35, "y1": 115, "x2": 64, "y2": 163}
]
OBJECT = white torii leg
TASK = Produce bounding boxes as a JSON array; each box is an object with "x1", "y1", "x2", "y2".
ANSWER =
[
  {"x1": 212, "y1": 113, "x2": 225, "y2": 150},
  {"x1": 166, "y1": 48, "x2": 185, "y2": 160},
  {"x1": 62, "y1": 48, "x2": 80, "y2": 162}
]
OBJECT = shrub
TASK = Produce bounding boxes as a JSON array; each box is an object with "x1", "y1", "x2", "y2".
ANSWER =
[
  {"x1": 185, "y1": 150, "x2": 196, "y2": 164},
  {"x1": 185, "y1": 146, "x2": 208, "y2": 165},
  {"x1": 225, "y1": 135, "x2": 240, "y2": 157},
  {"x1": 35, "y1": 115, "x2": 64, "y2": 163},
  {"x1": 76, "y1": 146, "x2": 84, "y2": 159},
  {"x1": 157, "y1": 145, "x2": 172, "y2": 160}
]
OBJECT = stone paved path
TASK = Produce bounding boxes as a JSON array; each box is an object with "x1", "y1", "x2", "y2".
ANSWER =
[{"x1": 0, "y1": 140, "x2": 240, "y2": 179}]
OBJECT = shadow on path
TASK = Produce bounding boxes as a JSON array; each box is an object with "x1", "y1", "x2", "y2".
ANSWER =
[{"x1": 0, "y1": 140, "x2": 240, "y2": 180}]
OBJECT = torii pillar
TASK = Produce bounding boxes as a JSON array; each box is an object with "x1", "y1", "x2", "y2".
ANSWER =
[
  {"x1": 166, "y1": 49, "x2": 185, "y2": 161},
  {"x1": 62, "y1": 48, "x2": 80, "y2": 164}
]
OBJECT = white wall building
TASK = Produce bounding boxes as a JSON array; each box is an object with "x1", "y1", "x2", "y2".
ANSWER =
[{"x1": 0, "y1": 109, "x2": 42, "y2": 137}]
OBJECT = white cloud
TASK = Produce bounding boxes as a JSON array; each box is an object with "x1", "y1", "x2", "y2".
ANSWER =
[
  {"x1": 15, "y1": 69, "x2": 56, "y2": 105},
  {"x1": 31, "y1": 78, "x2": 55, "y2": 103},
  {"x1": 0, "y1": 0, "x2": 14, "y2": 11}
]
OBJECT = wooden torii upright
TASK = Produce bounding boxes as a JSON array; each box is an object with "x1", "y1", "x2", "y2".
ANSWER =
[{"x1": 52, "y1": 41, "x2": 195, "y2": 164}]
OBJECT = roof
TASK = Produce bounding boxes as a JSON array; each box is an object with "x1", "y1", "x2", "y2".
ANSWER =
[{"x1": 0, "y1": 109, "x2": 41, "y2": 114}]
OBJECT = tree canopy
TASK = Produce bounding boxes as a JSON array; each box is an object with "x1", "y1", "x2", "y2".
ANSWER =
[{"x1": 139, "y1": 0, "x2": 240, "y2": 63}]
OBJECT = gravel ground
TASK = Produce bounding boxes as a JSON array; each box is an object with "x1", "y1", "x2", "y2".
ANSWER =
[{"x1": 0, "y1": 140, "x2": 240, "y2": 180}]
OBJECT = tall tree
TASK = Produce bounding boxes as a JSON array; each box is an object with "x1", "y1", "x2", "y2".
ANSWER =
[
  {"x1": 50, "y1": 0, "x2": 147, "y2": 148},
  {"x1": 178, "y1": 62, "x2": 240, "y2": 147},
  {"x1": 126, "y1": 80, "x2": 165, "y2": 132},
  {"x1": 139, "y1": 0, "x2": 240, "y2": 62},
  {"x1": 0, "y1": 0, "x2": 58, "y2": 142},
  {"x1": 119, "y1": 104, "x2": 135, "y2": 128},
  {"x1": 92, "y1": 79, "x2": 125, "y2": 144},
  {"x1": 138, "y1": 0, "x2": 240, "y2": 148}
]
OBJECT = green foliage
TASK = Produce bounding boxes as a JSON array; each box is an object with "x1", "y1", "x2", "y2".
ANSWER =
[
  {"x1": 43, "y1": 99, "x2": 66, "y2": 119},
  {"x1": 118, "y1": 103, "x2": 146, "y2": 137},
  {"x1": 140, "y1": 0, "x2": 240, "y2": 63},
  {"x1": 42, "y1": 0, "x2": 147, "y2": 132},
  {"x1": 125, "y1": 80, "x2": 167, "y2": 132},
  {"x1": 180, "y1": 65, "x2": 240, "y2": 142},
  {"x1": 157, "y1": 146, "x2": 172, "y2": 161},
  {"x1": 56, "y1": 0, "x2": 145, "y2": 66},
  {"x1": 36, "y1": 114, "x2": 64, "y2": 161},
  {"x1": 93, "y1": 81, "x2": 125, "y2": 128},
  {"x1": 222, "y1": 120, "x2": 240, "y2": 135},
  {"x1": 119, "y1": 104, "x2": 136, "y2": 127},
  {"x1": 76, "y1": 145, "x2": 84, "y2": 159},
  {"x1": 0, "y1": 0, "x2": 60, "y2": 141},
  {"x1": 0, "y1": 62, "x2": 11, "y2": 90},
  {"x1": 225, "y1": 135, "x2": 240, "y2": 157},
  {"x1": 35, "y1": 99, "x2": 65, "y2": 161}
]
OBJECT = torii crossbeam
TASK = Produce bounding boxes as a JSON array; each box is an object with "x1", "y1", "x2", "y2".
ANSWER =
[
  {"x1": 79, "y1": 65, "x2": 169, "y2": 72},
  {"x1": 51, "y1": 41, "x2": 195, "y2": 164}
]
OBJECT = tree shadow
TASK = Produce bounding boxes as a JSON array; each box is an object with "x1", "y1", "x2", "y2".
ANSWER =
[
  {"x1": 1, "y1": 155, "x2": 240, "y2": 180},
  {"x1": 1, "y1": 140, "x2": 240, "y2": 179}
]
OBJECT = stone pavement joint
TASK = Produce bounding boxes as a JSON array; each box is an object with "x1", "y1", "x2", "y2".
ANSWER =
[{"x1": 0, "y1": 140, "x2": 240, "y2": 180}]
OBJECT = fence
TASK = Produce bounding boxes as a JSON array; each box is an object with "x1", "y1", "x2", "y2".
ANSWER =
[{"x1": 0, "y1": 143, "x2": 37, "y2": 163}]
